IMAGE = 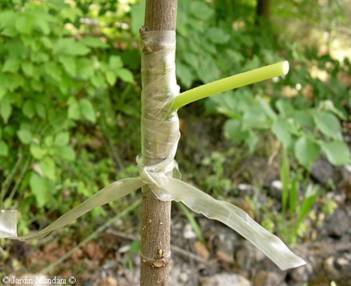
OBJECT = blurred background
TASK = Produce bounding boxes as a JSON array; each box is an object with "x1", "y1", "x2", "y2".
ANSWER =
[{"x1": 0, "y1": 0, "x2": 350, "y2": 285}]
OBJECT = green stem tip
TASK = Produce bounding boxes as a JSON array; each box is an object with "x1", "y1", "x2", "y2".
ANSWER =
[{"x1": 171, "y1": 61, "x2": 289, "y2": 111}]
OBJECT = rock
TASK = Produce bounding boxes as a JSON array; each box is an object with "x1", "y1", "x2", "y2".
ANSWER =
[
  {"x1": 324, "y1": 254, "x2": 351, "y2": 280},
  {"x1": 341, "y1": 166, "x2": 351, "y2": 200},
  {"x1": 289, "y1": 262, "x2": 313, "y2": 283},
  {"x1": 324, "y1": 256, "x2": 340, "y2": 279},
  {"x1": 169, "y1": 262, "x2": 195, "y2": 286},
  {"x1": 267, "y1": 180, "x2": 283, "y2": 200},
  {"x1": 201, "y1": 273, "x2": 251, "y2": 286},
  {"x1": 325, "y1": 208, "x2": 350, "y2": 238},
  {"x1": 215, "y1": 228, "x2": 236, "y2": 257},
  {"x1": 335, "y1": 254, "x2": 351, "y2": 277},
  {"x1": 193, "y1": 241, "x2": 210, "y2": 260},
  {"x1": 237, "y1": 183, "x2": 255, "y2": 196},
  {"x1": 253, "y1": 271, "x2": 285, "y2": 286},
  {"x1": 216, "y1": 250, "x2": 234, "y2": 264},
  {"x1": 179, "y1": 272, "x2": 189, "y2": 283},
  {"x1": 183, "y1": 224, "x2": 196, "y2": 240},
  {"x1": 84, "y1": 242, "x2": 103, "y2": 260},
  {"x1": 100, "y1": 276, "x2": 118, "y2": 286},
  {"x1": 235, "y1": 241, "x2": 265, "y2": 271},
  {"x1": 117, "y1": 268, "x2": 139, "y2": 286},
  {"x1": 311, "y1": 159, "x2": 341, "y2": 185}
]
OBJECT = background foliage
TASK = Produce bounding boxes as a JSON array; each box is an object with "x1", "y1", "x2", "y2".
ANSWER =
[{"x1": 0, "y1": 0, "x2": 350, "y2": 245}]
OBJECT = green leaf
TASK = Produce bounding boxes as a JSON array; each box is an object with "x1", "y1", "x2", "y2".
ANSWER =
[
  {"x1": 176, "y1": 62, "x2": 194, "y2": 88},
  {"x1": 45, "y1": 62, "x2": 62, "y2": 83},
  {"x1": 280, "y1": 152, "x2": 290, "y2": 213},
  {"x1": 23, "y1": 100, "x2": 35, "y2": 118},
  {"x1": 56, "y1": 145, "x2": 75, "y2": 161},
  {"x1": 17, "y1": 129, "x2": 32, "y2": 144},
  {"x1": 313, "y1": 111, "x2": 342, "y2": 140},
  {"x1": 276, "y1": 100, "x2": 295, "y2": 117},
  {"x1": 117, "y1": 68, "x2": 134, "y2": 83},
  {"x1": 289, "y1": 176, "x2": 299, "y2": 215},
  {"x1": 247, "y1": 131, "x2": 258, "y2": 154},
  {"x1": 242, "y1": 106, "x2": 270, "y2": 129},
  {"x1": 272, "y1": 120, "x2": 292, "y2": 148},
  {"x1": 35, "y1": 102, "x2": 46, "y2": 118},
  {"x1": 54, "y1": 132, "x2": 69, "y2": 146},
  {"x1": 80, "y1": 99, "x2": 96, "y2": 123},
  {"x1": 196, "y1": 56, "x2": 220, "y2": 83},
  {"x1": 29, "y1": 172, "x2": 50, "y2": 207},
  {"x1": 319, "y1": 140, "x2": 351, "y2": 166},
  {"x1": 105, "y1": 70, "x2": 117, "y2": 86},
  {"x1": 76, "y1": 58, "x2": 94, "y2": 80},
  {"x1": 294, "y1": 137, "x2": 320, "y2": 168},
  {"x1": 2, "y1": 57, "x2": 20, "y2": 73},
  {"x1": 59, "y1": 56, "x2": 76, "y2": 77},
  {"x1": 190, "y1": 2, "x2": 214, "y2": 20},
  {"x1": 207, "y1": 28, "x2": 230, "y2": 44},
  {"x1": 319, "y1": 100, "x2": 346, "y2": 120},
  {"x1": 68, "y1": 98, "x2": 80, "y2": 120},
  {"x1": 40, "y1": 157, "x2": 56, "y2": 180},
  {"x1": 0, "y1": 11, "x2": 16, "y2": 30},
  {"x1": 0, "y1": 140, "x2": 8, "y2": 156},
  {"x1": 15, "y1": 15, "x2": 32, "y2": 34},
  {"x1": 297, "y1": 184, "x2": 318, "y2": 224},
  {"x1": 131, "y1": 1, "x2": 145, "y2": 34},
  {"x1": 81, "y1": 37, "x2": 107, "y2": 48},
  {"x1": 224, "y1": 119, "x2": 247, "y2": 144},
  {"x1": 109, "y1": 56, "x2": 123, "y2": 70},
  {"x1": 0, "y1": 88, "x2": 5, "y2": 101},
  {"x1": 54, "y1": 38, "x2": 90, "y2": 56},
  {"x1": 30, "y1": 144, "x2": 46, "y2": 159},
  {"x1": 22, "y1": 62, "x2": 35, "y2": 77},
  {"x1": 33, "y1": 14, "x2": 51, "y2": 35},
  {"x1": 0, "y1": 99, "x2": 12, "y2": 123}
]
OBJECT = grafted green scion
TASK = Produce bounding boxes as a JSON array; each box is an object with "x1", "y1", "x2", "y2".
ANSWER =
[{"x1": 171, "y1": 61, "x2": 289, "y2": 111}]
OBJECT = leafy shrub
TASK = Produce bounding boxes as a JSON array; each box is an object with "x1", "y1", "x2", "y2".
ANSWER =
[{"x1": 0, "y1": 1, "x2": 135, "y2": 234}]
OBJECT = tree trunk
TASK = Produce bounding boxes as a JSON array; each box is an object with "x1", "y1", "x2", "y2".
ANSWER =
[
  {"x1": 256, "y1": 0, "x2": 271, "y2": 24},
  {"x1": 140, "y1": 1, "x2": 177, "y2": 285}
]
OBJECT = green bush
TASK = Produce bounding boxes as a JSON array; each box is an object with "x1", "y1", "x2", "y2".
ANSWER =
[{"x1": 0, "y1": 0, "x2": 136, "y2": 234}]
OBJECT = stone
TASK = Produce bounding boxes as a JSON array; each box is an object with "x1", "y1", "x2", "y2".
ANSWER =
[
  {"x1": 193, "y1": 241, "x2": 210, "y2": 260},
  {"x1": 201, "y1": 273, "x2": 251, "y2": 286},
  {"x1": 311, "y1": 159, "x2": 340, "y2": 185},
  {"x1": 289, "y1": 262, "x2": 313, "y2": 283},
  {"x1": 169, "y1": 263, "x2": 195, "y2": 286},
  {"x1": 253, "y1": 271, "x2": 285, "y2": 286},
  {"x1": 325, "y1": 208, "x2": 350, "y2": 238},
  {"x1": 183, "y1": 224, "x2": 196, "y2": 239},
  {"x1": 235, "y1": 241, "x2": 265, "y2": 271},
  {"x1": 100, "y1": 276, "x2": 118, "y2": 286}
]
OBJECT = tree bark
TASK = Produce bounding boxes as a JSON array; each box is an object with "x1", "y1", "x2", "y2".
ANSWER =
[
  {"x1": 256, "y1": 0, "x2": 271, "y2": 24},
  {"x1": 140, "y1": 1, "x2": 177, "y2": 286}
]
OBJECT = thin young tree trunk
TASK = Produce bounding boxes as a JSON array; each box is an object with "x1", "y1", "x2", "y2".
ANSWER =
[{"x1": 140, "y1": 1, "x2": 177, "y2": 285}]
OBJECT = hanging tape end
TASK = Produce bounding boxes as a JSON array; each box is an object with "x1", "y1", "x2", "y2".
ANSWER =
[{"x1": 0, "y1": 209, "x2": 18, "y2": 238}]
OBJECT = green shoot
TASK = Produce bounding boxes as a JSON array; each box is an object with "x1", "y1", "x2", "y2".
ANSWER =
[
  {"x1": 280, "y1": 151, "x2": 290, "y2": 214},
  {"x1": 171, "y1": 61, "x2": 289, "y2": 111}
]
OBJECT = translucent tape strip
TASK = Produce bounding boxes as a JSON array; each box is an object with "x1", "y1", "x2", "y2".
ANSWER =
[{"x1": 0, "y1": 176, "x2": 305, "y2": 270}]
